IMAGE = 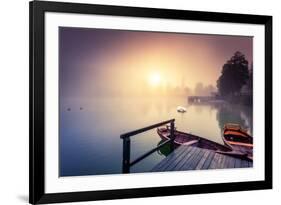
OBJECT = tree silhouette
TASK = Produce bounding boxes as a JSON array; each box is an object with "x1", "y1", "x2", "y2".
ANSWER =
[
  {"x1": 217, "y1": 51, "x2": 249, "y2": 97},
  {"x1": 248, "y1": 63, "x2": 253, "y2": 91}
]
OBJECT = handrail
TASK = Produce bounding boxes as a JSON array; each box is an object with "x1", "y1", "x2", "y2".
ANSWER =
[
  {"x1": 120, "y1": 119, "x2": 175, "y2": 139},
  {"x1": 120, "y1": 119, "x2": 175, "y2": 173},
  {"x1": 130, "y1": 139, "x2": 172, "y2": 167}
]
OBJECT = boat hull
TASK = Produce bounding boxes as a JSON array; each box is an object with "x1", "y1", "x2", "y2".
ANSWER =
[
  {"x1": 157, "y1": 127, "x2": 231, "y2": 152},
  {"x1": 222, "y1": 124, "x2": 253, "y2": 159}
]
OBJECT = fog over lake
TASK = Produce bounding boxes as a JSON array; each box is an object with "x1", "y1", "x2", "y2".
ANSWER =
[
  {"x1": 60, "y1": 97, "x2": 252, "y2": 176},
  {"x1": 59, "y1": 27, "x2": 253, "y2": 176}
]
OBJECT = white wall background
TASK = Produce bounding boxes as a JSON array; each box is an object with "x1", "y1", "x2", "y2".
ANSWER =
[{"x1": 0, "y1": 0, "x2": 279, "y2": 204}]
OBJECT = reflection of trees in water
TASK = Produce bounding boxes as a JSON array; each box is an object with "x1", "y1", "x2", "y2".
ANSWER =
[
  {"x1": 191, "y1": 104, "x2": 214, "y2": 117},
  {"x1": 239, "y1": 105, "x2": 253, "y2": 135},
  {"x1": 216, "y1": 103, "x2": 253, "y2": 135}
]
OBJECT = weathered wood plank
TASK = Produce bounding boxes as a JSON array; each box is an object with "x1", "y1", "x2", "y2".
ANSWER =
[
  {"x1": 219, "y1": 154, "x2": 228, "y2": 169},
  {"x1": 162, "y1": 145, "x2": 193, "y2": 170},
  {"x1": 216, "y1": 154, "x2": 224, "y2": 169},
  {"x1": 201, "y1": 151, "x2": 216, "y2": 169},
  {"x1": 248, "y1": 161, "x2": 253, "y2": 167},
  {"x1": 226, "y1": 156, "x2": 236, "y2": 168},
  {"x1": 184, "y1": 148, "x2": 207, "y2": 170},
  {"x1": 171, "y1": 145, "x2": 199, "y2": 171},
  {"x1": 164, "y1": 146, "x2": 194, "y2": 171},
  {"x1": 195, "y1": 149, "x2": 212, "y2": 170},
  {"x1": 151, "y1": 145, "x2": 252, "y2": 172},
  {"x1": 221, "y1": 154, "x2": 232, "y2": 168},
  {"x1": 209, "y1": 153, "x2": 221, "y2": 169},
  {"x1": 240, "y1": 159, "x2": 249, "y2": 168},
  {"x1": 151, "y1": 145, "x2": 187, "y2": 171},
  {"x1": 234, "y1": 158, "x2": 242, "y2": 168},
  {"x1": 215, "y1": 154, "x2": 224, "y2": 169},
  {"x1": 179, "y1": 147, "x2": 203, "y2": 170}
]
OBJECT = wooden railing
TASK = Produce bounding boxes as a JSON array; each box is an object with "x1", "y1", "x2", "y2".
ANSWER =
[{"x1": 120, "y1": 119, "x2": 175, "y2": 173}]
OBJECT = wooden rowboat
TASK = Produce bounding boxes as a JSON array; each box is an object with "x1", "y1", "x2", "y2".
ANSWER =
[
  {"x1": 222, "y1": 123, "x2": 253, "y2": 159},
  {"x1": 157, "y1": 126, "x2": 231, "y2": 152}
]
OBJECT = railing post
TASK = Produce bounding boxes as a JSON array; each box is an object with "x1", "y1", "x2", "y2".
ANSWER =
[
  {"x1": 120, "y1": 119, "x2": 175, "y2": 172},
  {"x1": 170, "y1": 121, "x2": 175, "y2": 151},
  {"x1": 122, "y1": 137, "x2": 130, "y2": 173}
]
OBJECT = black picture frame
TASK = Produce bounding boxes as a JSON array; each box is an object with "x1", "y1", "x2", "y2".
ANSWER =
[{"x1": 29, "y1": 0, "x2": 272, "y2": 204}]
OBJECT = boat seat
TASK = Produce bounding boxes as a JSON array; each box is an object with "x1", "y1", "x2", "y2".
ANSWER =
[
  {"x1": 224, "y1": 130, "x2": 248, "y2": 138},
  {"x1": 182, "y1": 140, "x2": 199, "y2": 146}
]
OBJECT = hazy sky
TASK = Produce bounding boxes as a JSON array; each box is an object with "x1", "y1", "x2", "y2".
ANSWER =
[{"x1": 59, "y1": 27, "x2": 252, "y2": 98}]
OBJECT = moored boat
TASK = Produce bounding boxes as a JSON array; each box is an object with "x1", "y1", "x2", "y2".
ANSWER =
[
  {"x1": 222, "y1": 123, "x2": 253, "y2": 159},
  {"x1": 157, "y1": 126, "x2": 231, "y2": 152}
]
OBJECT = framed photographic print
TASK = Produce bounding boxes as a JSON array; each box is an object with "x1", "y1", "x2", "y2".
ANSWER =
[{"x1": 29, "y1": 0, "x2": 272, "y2": 204}]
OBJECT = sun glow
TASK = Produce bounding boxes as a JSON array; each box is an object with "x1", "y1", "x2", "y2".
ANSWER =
[{"x1": 148, "y1": 72, "x2": 161, "y2": 86}]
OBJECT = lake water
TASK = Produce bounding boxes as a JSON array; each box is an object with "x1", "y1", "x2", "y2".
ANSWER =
[{"x1": 59, "y1": 97, "x2": 252, "y2": 176}]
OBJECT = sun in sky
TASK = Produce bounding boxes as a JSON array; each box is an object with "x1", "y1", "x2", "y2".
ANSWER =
[{"x1": 148, "y1": 72, "x2": 161, "y2": 86}]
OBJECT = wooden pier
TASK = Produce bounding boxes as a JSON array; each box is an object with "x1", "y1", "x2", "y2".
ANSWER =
[
  {"x1": 188, "y1": 96, "x2": 215, "y2": 103},
  {"x1": 151, "y1": 145, "x2": 252, "y2": 172},
  {"x1": 120, "y1": 119, "x2": 252, "y2": 173}
]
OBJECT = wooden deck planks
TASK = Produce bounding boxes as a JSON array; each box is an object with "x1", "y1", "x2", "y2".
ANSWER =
[
  {"x1": 151, "y1": 144, "x2": 188, "y2": 172},
  {"x1": 221, "y1": 153, "x2": 234, "y2": 168},
  {"x1": 163, "y1": 146, "x2": 194, "y2": 171},
  {"x1": 219, "y1": 154, "x2": 228, "y2": 169},
  {"x1": 151, "y1": 145, "x2": 252, "y2": 172},
  {"x1": 208, "y1": 153, "x2": 221, "y2": 169},
  {"x1": 176, "y1": 147, "x2": 201, "y2": 171},
  {"x1": 195, "y1": 149, "x2": 212, "y2": 170},
  {"x1": 170, "y1": 145, "x2": 199, "y2": 171},
  {"x1": 226, "y1": 155, "x2": 236, "y2": 168},
  {"x1": 201, "y1": 151, "x2": 216, "y2": 169},
  {"x1": 181, "y1": 148, "x2": 206, "y2": 170}
]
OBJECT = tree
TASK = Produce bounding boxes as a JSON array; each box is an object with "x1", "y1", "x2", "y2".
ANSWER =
[
  {"x1": 247, "y1": 63, "x2": 253, "y2": 91},
  {"x1": 217, "y1": 51, "x2": 249, "y2": 97}
]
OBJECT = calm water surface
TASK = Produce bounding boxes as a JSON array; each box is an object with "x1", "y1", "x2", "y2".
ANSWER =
[{"x1": 59, "y1": 97, "x2": 252, "y2": 176}]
